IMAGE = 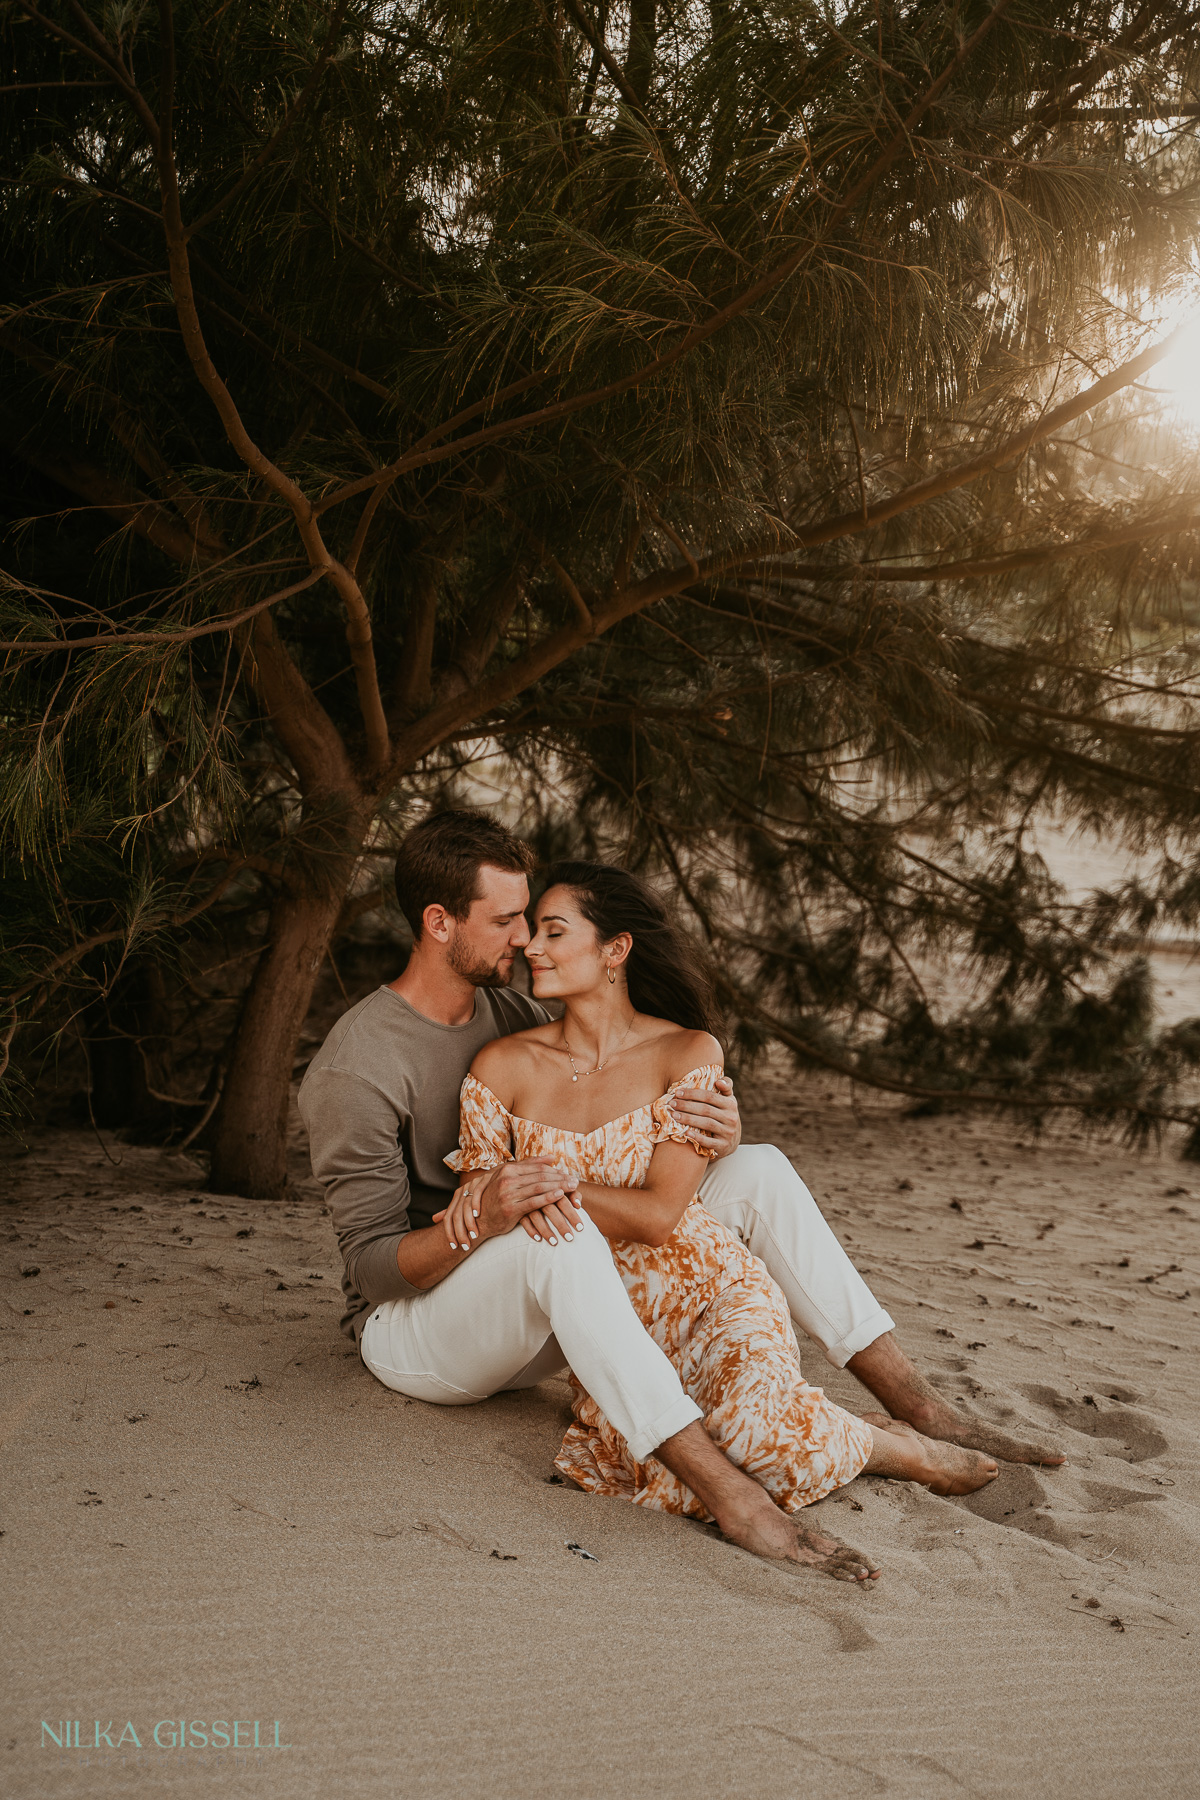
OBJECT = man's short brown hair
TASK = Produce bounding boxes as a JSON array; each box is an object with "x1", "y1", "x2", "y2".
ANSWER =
[{"x1": 394, "y1": 809, "x2": 535, "y2": 939}]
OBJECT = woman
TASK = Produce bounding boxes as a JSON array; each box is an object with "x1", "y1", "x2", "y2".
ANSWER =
[{"x1": 441, "y1": 861, "x2": 997, "y2": 1523}]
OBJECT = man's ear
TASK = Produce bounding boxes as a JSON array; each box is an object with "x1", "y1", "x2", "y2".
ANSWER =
[{"x1": 422, "y1": 902, "x2": 453, "y2": 944}]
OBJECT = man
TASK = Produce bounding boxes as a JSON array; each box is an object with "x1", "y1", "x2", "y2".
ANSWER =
[{"x1": 300, "y1": 813, "x2": 1059, "y2": 1568}]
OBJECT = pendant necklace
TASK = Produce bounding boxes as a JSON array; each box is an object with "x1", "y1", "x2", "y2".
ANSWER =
[{"x1": 562, "y1": 1016, "x2": 635, "y2": 1080}]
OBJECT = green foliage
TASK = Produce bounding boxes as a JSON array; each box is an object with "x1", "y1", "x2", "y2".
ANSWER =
[{"x1": 3, "y1": 0, "x2": 1200, "y2": 1150}]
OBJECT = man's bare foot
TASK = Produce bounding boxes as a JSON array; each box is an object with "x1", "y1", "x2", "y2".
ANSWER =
[
  {"x1": 847, "y1": 1334, "x2": 1067, "y2": 1467},
  {"x1": 862, "y1": 1415, "x2": 999, "y2": 1495},
  {"x1": 907, "y1": 1404, "x2": 1067, "y2": 1468},
  {"x1": 716, "y1": 1497, "x2": 881, "y2": 1582}
]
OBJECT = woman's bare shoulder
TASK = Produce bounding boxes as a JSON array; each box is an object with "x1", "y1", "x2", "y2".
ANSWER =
[
  {"x1": 469, "y1": 1023, "x2": 559, "y2": 1096},
  {"x1": 644, "y1": 1024, "x2": 724, "y2": 1087}
]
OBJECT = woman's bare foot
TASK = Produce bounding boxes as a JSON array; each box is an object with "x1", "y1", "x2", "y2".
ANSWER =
[
  {"x1": 862, "y1": 1415, "x2": 999, "y2": 1495},
  {"x1": 716, "y1": 1493, "x2": 881, "y2": 1582},
  {"x1": 656, "y1": 1420, "x2": 881, "y2": 1582},
  {"x1": 791, "y1": 1519, "x2": 883, "y2": 1583}
]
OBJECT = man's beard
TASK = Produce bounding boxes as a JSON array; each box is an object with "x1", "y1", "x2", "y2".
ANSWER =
[{"x1": 447, "y1": 936, "x2": 515, "y2": 989}]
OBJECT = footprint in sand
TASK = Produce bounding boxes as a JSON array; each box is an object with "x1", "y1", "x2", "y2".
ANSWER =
[
  {"x1": 958, "y1": 1463, "x2": 1070, "y2": 1544},
  {"x1": 1021, "y1": 1384, "x2": 1169, "y2": 1463},
  {"x1": 695, "y1": 1537, "x2": 878, "y2": 1649},
  {"x1": 1080, "y1": 1478, "x2": 1166, "y2": 1513}
]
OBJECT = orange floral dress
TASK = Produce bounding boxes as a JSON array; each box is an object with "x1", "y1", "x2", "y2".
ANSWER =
[{"x1": 447, "y1": 1064, "x2": 873, "y2": 1519}]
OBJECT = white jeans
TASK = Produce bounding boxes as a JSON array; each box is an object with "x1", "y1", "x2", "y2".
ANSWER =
[
  {"x1": 359, "y1": 1210, "x2": 701, "y2": 1463},
  {"x1": 360, "y1": 1144, "x2": 895, "y2": 1448},
  {"x1": 698, "y1": 1143, "x2": 894, "y2": 1367}
]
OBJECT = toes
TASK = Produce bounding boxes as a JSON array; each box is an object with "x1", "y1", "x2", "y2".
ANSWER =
[
  {"x1": 851, "y1": 1563, "x2": 881, "y2": 1582},
  {"x1": 831, "y1": 1545, "x2": 880, "y2": 1581},
  {"x1": 797, "y1": 1527, "x2": 881, "y2": 1583}
]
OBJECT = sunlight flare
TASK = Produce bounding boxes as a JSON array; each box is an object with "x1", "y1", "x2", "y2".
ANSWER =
[{"x1": 1157, "y1": 313, "x2": 1200, "y2": 428}]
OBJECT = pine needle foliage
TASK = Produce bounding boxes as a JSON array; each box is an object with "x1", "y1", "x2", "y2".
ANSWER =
[{"x1": 3, "y1": 0, "x2": 1200, "y2": 1185}]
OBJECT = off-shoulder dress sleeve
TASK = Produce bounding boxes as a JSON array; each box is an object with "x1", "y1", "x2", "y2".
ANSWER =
[
  {"x1": 444, "y1": 1073, "x2": 516, "y2": 1172},
  {"x1": 647, "y1": 1063, "x2": 724, "y2": 1160}
]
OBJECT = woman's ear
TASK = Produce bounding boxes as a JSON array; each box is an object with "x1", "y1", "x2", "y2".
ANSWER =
[{"x1": 606, "y1": 931, "x2": 633, "y2": 969}]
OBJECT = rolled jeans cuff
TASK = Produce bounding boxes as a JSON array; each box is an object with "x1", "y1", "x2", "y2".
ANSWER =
[
  {"x1": 628, "y1": 1394, "x2": 703, "y2": 1464},
  {"x1": 821, "y1": 1305, "x2": 896, "y2": 1370}
]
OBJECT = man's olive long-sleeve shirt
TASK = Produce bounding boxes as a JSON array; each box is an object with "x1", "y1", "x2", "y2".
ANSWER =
[{"x1": 297, "y1": 984, "x2": 550, "y2": 1342}]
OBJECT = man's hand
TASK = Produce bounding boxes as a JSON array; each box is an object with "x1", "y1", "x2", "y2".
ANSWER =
[
  {"x1": 433, "y1": 1160, "x2": 583, "y2": 1252},
  {"x1": 669, "y1": 1074, "x2": 740, "y2": 1158}
]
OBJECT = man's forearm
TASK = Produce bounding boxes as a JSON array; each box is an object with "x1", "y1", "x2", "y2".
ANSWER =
[{"x1": 396, "y1": 1222, "x2": 469, "y2": 1291}]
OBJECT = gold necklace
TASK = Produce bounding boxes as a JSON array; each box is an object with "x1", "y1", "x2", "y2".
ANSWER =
[{"x1": 562, "y1": 1017, "x2": 635, "y2": 1081}]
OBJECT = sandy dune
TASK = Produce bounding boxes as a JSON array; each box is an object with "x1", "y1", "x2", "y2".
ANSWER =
[{"x1": 2, "y1": 1063, "x2": 1198, "y2": 1798}]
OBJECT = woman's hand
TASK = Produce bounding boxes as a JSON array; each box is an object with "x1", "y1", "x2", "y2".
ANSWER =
[
  {"x1": 519, "y1": 1192, "x2": 585, "y2": 1246},
  {"x1": 433, "y1": 1177, "x2": 485, "y2": 1253},
  {"x1": 434, "y1": 1163, "x2": 585, "y2": 1252}
]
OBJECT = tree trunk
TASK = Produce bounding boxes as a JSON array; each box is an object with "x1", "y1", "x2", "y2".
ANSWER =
[
  {"x1": 625, "y1": 0, "x2": 657, "y2": 108},
  {"x1": 206, "y1": 875, "x2": 352, "y2": 1198}
]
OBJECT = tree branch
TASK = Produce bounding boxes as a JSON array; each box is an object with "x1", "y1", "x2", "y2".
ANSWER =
[
  {"x1": 0, "y1": 321, "x2": 225, "y2": 553},
  {"x1": 1, "y1": 417, "x2": 355, "y2": 806},
  {"x1": 439, "y1": 564, "x2": 527, "y2": 698},
  {"x1": 756, "y1": 332, "x2": 1188, "y2": 556},
  {"x1": 759, "y1": 500, "x2": 1200, "y2": 583},
  {"x1": 395, "y1": 567, "x2": 440, "y2": 714},
  {"x1": 247, "y1": 607, "x2": 358, "y2": 800},
  {"x1": 9, "y1": 0, "x2": 160, "y2": 141},
  {"x1": 151, "y1": 0, "x2": 389, "y2": 772},
  {"x1": 1063, "y1": 103, "x2": 1200, "y2": 119},
  {"x1": 0, "y1": 570, "x2": 323, "y2": 654},
  {"x1": 712, "y1": 976, "x2": 1197, "y2": 1129},
  {"x1": 961, "y1": 689, "x2": 1200, "y2": 742},
  {"x1": 317, "y1": 0, "x2": 1021, "y2": 512},
  {"x1": 0, "y1": 407, "x2": 211, "y2": 566},
  {"x1": 187, "y1": 246, "x2": 393, "y2": 401}
]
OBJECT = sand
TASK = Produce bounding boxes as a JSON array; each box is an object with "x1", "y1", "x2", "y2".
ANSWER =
[{"x1": 2, "y1": 1063, "x2": 1198, "y2": 1800}]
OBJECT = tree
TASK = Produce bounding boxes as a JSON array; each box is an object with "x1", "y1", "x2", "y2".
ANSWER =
[{"x1": 3, "y1": 0, "x2": 1200, "y2": 1193}]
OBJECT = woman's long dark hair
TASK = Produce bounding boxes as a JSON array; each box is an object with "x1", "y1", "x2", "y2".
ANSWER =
[{"x1": 540, "y1": 861, "x2": 721, "y2": 1036}]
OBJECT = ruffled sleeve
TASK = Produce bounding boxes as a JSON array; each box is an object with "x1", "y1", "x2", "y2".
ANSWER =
[
  {"x1": 648, "y1": 1063, "x2": 725, "y2": 1159},
  {"x1": 444, "y1": 1073, "x2": 515, "y2": 1172}
]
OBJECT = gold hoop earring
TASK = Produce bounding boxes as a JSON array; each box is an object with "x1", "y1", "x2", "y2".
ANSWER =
[{"x1": 607, "y1": 965, "x2": 617, "y2": 985}]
